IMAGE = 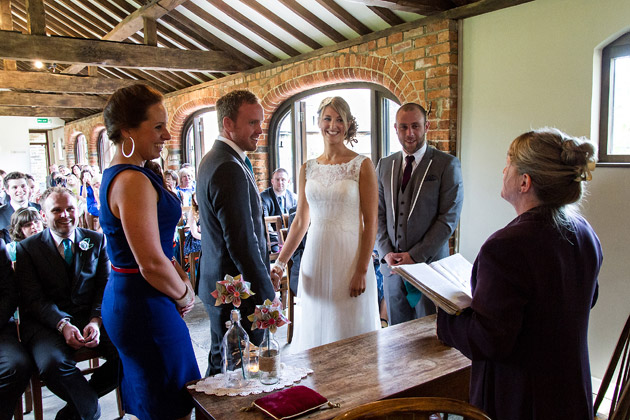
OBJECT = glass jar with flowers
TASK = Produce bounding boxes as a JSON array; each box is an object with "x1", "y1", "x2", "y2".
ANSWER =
[{"x1": 248, "y1": 299, "x2": 290, "y2": 385}]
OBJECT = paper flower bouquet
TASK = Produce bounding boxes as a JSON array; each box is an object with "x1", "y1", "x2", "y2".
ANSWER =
[{"x1": 210, "y1": 274, "x2": 254, "y2": 307}]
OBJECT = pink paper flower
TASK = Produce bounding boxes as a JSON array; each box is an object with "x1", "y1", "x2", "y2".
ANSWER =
[
  {"x1": 210, "y1": 274, "x2": 254, "y2": 308},
  {"x1": 247, "y1": 298, "x2": 290, "y2": 334}
]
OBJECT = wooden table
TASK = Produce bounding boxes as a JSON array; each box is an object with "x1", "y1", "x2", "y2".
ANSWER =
[{"x1": 188, "y1": 315, "x2": 471, "y2": 420}]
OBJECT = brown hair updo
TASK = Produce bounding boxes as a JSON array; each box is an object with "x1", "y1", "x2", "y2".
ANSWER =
[
  {"x1": 508, "y1": 128, "x2": 597, "y2": 230},
  {"x1": 317, "y1": 97, "x2": 358, "y2": 145},
  {"x1": 104, "y1": 84, "x2": 164, "y2": 144}
]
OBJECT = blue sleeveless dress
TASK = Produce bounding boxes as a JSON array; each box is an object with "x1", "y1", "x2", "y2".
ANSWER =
[{"x1": 100, "y1": 164, "x2": 201, "y2": 419}]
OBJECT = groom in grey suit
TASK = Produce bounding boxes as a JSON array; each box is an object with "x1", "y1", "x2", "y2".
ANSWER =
[
  {"x1": 197, "y1": 90, "x2": 277, "y2": 376},
  {"x1": 376, "y1": 103, "x2": 463, "y2": 325}
]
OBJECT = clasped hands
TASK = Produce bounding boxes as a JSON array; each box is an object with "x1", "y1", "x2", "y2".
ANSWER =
[
  {"x1": 384, "y1": 251, "x2": 415, "y2": 268},
  {"x1": 61, "y1": 318, "x2": 101, "y2": 350}
]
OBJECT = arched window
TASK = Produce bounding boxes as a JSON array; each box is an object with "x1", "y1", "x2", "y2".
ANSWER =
[
  {"x1": 599, "y1": 31, "x2": 630, "y2": 164},
  {"x1": 182, "y1": 108, "x2": 219, "y2": 171},
  {"x1": 97, "y1": 130, "x2": 116, "y2": 171},
  {"x1": 269, "y1": 83, "x2": 400, "y2": 188},
  {"x1": 75, "y1": 134, "x2": 88, "y2": 165}
]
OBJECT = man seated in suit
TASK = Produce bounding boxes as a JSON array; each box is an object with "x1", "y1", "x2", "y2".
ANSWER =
[
  {"x1": 16, "y1": 187, "x2": 118, "y2": 420},
  {"x1": 0, "y1": 172, "x2": 41, "y2": 243},
  {"x1": 261, "y1": 168, "x2": 298, "y2": 252},
  {"x1": 0, "y1": 238, "x2": 34, "y2": 420}
]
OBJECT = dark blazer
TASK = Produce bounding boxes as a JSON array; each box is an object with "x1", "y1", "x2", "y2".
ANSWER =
[
  {"x1": 0, "y1": 201, "x2": 41, "y2": 243},
  {"x1": 260, "y1": 187, "x2": 297, "y2": 221},
  {"x1": 16, "y1": 227, "x2": 110, "y2": 330},
  {"x1": 376, "y1": 146, "x2": 463, "y2": 263},
  {"x1": 437, "y1": 210, "x2": 603, "y2": 420},
  {"x1": 197, "y1": 140, "x2": 276, "y2": 311},
  {"x1": 0, "y1": 239, "x2": 17, "y2": 330}
]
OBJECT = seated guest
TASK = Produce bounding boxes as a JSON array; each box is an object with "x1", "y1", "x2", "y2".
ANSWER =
[
  {"x1": 16, "y1": 187, "x2": 118, "y2": 420},
  {"x1": 0, "y1": 238, "x2": 34, "y2": 420},
  {"x1": 26, "y1": 173, "x2": 42, "y2": 204},
  {"x1": 437, "y1": 128, "x2": 602, "y2": 420},
  {"x1": 80, "y1": 170, "x2": 99, "y2": 231},
  {"x1": 164, "y1": 169, "x2": 184, "y2": 204},
  {"x1": 0, "y1": 172, "x2": 41, "y2": 243},
  {"x1": 7, "y1": 206, "x2": 45, "y2": 261},
  {"x1": 46, "y1": 164, "x2": 59, "y2": 188},
  {"x1": 177, "y1": 167, "x2": 195, "y2": 206},
  {"x1": 261, "y1": 168, "x2": 297, "y2": 219},
  {"x1": 261, "y1": 168, "x2": 297, "y2": 252},
  {"x1": 0, "y1": 169, "x2": 7, "y2": 205}
]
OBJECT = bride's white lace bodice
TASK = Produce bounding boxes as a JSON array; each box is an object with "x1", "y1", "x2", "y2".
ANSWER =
[{"x1": 305, "y1": 154, "x2": 366, "y2": 233}]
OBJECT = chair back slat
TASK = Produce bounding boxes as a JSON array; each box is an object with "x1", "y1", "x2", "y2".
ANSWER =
[{"x1": 594, "y1": 312, "x2": 630, "y2": 419}]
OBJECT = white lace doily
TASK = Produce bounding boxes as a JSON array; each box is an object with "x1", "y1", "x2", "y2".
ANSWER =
[{"x1": 187, "y1": 364, "x2": 313, "y2": 396}]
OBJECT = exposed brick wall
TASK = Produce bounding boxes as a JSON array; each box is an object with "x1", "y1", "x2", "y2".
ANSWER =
[{"x1": 65, "y1": 19, "x2": 458, "y2": 189}]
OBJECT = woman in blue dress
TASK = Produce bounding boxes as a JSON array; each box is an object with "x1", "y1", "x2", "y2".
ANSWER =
[{"x1": 100, "y1": 84, "x2": 200, "y2": 420}]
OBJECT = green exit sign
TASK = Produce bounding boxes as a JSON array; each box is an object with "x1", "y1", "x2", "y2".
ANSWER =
[{"x1": 37, "y1": 118, "x2": 49, "y2": 124}]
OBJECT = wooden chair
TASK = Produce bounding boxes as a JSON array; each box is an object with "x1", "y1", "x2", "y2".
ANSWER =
[
  {"x1": 282, "y1": 213, "x2": 290, "y2": 229},
  {"x1": 264, "y1": 216, "x2": 284, "y2": 260},
  {"x1": 332, "y1": 397, "x2": 491, "y2": 420},
  {"x1": 594, "y1": 312, "x2": 630, "y2": 420},
  {"x1": 188, "y1": 250, "x2": 200, "y2": 293},
  {"x1": 29, "y1": 347, "x2": 124, "y2": 420},
  {"x1": 177, "y1": 226, "x2": 187, "y2": 266}
]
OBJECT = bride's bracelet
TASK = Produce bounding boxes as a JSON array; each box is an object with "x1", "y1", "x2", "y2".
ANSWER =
[{"x1": 272, "y1": 260, "x2": 287, "y2": 272}]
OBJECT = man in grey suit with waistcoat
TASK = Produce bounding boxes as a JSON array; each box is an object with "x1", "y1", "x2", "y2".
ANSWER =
[
  {"x1": 197, "y1": 90, "x2": 277, "y2": 376},
  {"x1": 376, "y1": 103, "x2": 463, "y2": 325}
]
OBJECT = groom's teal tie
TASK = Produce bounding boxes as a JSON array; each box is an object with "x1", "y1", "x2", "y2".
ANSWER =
[
  {"x1": 62, "y1": 238, "x2": 73, "y2": 266},
  {"x1": 244, "y1": 156, "x2": 254, "y2": 176}
]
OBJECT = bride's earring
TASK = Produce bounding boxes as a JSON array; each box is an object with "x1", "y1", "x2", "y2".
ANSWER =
[
  {"x1": 160, "y1": 145, "x2": 169, "y2": 161},
  {"x1": 122, "y1": 136, "x2": 135, "y2": 158}
]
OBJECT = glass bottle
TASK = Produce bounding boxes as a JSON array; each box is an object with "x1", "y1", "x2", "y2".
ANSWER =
[
  {"x1": 221, "y1": 309, "x2": 250, "y2": 388},
  {"x1": 257, "y1": 329, "x2": 280, "y2": 385}
]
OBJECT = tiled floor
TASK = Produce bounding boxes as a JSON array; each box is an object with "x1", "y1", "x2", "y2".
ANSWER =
[{"x1": 19, "y1": 296, "x2": 291, "y2": 420}]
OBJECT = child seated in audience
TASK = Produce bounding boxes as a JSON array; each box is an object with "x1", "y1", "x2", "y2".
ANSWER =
[{"x1": 7, "y1": 206, "x2": 44, "y2": 261}]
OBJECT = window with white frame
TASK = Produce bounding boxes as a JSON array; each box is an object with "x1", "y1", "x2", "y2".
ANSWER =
[{"x1": 599, "y1": 32, "x2": 630, "y2": 164}]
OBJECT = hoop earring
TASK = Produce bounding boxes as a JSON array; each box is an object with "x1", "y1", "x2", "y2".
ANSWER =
[{"x1": 122, "y1": 136, "x2": 135, "y2": 158}]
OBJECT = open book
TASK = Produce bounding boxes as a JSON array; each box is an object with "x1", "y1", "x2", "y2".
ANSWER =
[{"x1": 391, "y1": 253, "x2": 473, "y2": 315}]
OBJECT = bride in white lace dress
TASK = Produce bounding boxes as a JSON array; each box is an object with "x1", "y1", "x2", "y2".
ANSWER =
[{"x1": 272, "y1": 97, "x2": 381, "y2": 351}]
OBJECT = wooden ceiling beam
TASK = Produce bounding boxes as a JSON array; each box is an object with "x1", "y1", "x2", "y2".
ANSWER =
[
  {"x1": 347, "y1": 0, "x2": 456, "y2": 14},
  {"x1": 207, "y1": 0, "x2": 300, "y2": 57},
  {"x1": 315, "y1": 0, "x2": 371, "y2": 35},
  {"x1": 1, "y1": 0, "x2": 17, "y2": 71},
  {"x1": 0, "y1": 105, "x2": 91, "y2": 118},
  {"x1": 0, "y1": 70, "x2": 144, "y2": 93},
  {"x1": 276, "y1": 0, "x2": 347, "y2": 43},
  {"x1": 239, "y1": 0, "x2": 323, "y2": 50},
  {"x1": 367, "y1": 6, "x2": 405, "y2": 26},
  {"x1": 0, "y1": 30, "x2": 250, "y2": 72},
  {"x1": 25, "y1": 0, "x2": 45, "y2": 35},
  {"x1": 0, "y1": 91, "x2": 106, "y2": 108},
  {"x1": 182, "y1": 2, "x2": 277, "y2": 63},
  {"x1": 103, "y1": 0, "x2": 189, "y2": 42}
]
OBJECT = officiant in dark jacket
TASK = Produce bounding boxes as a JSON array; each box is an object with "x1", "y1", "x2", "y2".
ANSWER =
[
  {"x1": 437, "y1": 129, "x2": 602, "y2": 420},
  {"x1": 16, "y1": 187, "x2": 118, "y2": 420}
]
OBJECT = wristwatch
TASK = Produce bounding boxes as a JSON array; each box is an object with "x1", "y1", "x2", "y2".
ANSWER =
[{"x1": 57, "y1": 318, "x2": 71, "y2": 333}]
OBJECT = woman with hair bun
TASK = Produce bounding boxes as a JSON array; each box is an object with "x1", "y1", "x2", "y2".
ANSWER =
[
  {"x1": 99, "y1": 83, "x2": 200, "y2": 420},
  {"x1": 272, "y1": 96, "x2": 380, "y2": 351},
  {"x1": 437, "y1": 128, "x2": 603, "y2": 420}
]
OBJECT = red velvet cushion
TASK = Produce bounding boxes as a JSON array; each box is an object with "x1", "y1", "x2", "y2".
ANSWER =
[{"x1": 253, "y1": 385, "x2": 329, "y2": 420}]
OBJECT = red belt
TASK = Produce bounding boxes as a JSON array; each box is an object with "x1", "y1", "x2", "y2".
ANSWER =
[{"x1": 111, "y1": 265, "x2": 139, "y2": 273}]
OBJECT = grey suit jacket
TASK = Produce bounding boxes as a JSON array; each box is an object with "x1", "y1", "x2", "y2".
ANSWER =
[
  {"x1": 16, "y1": 227, "x2": 110, "y2": 330},
  {"x1": 376, "y1": 146, "x2": 464, "y2": 264},
  {"x1": 196, "y1": 140, "x2": 275, "y2": 306}
]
